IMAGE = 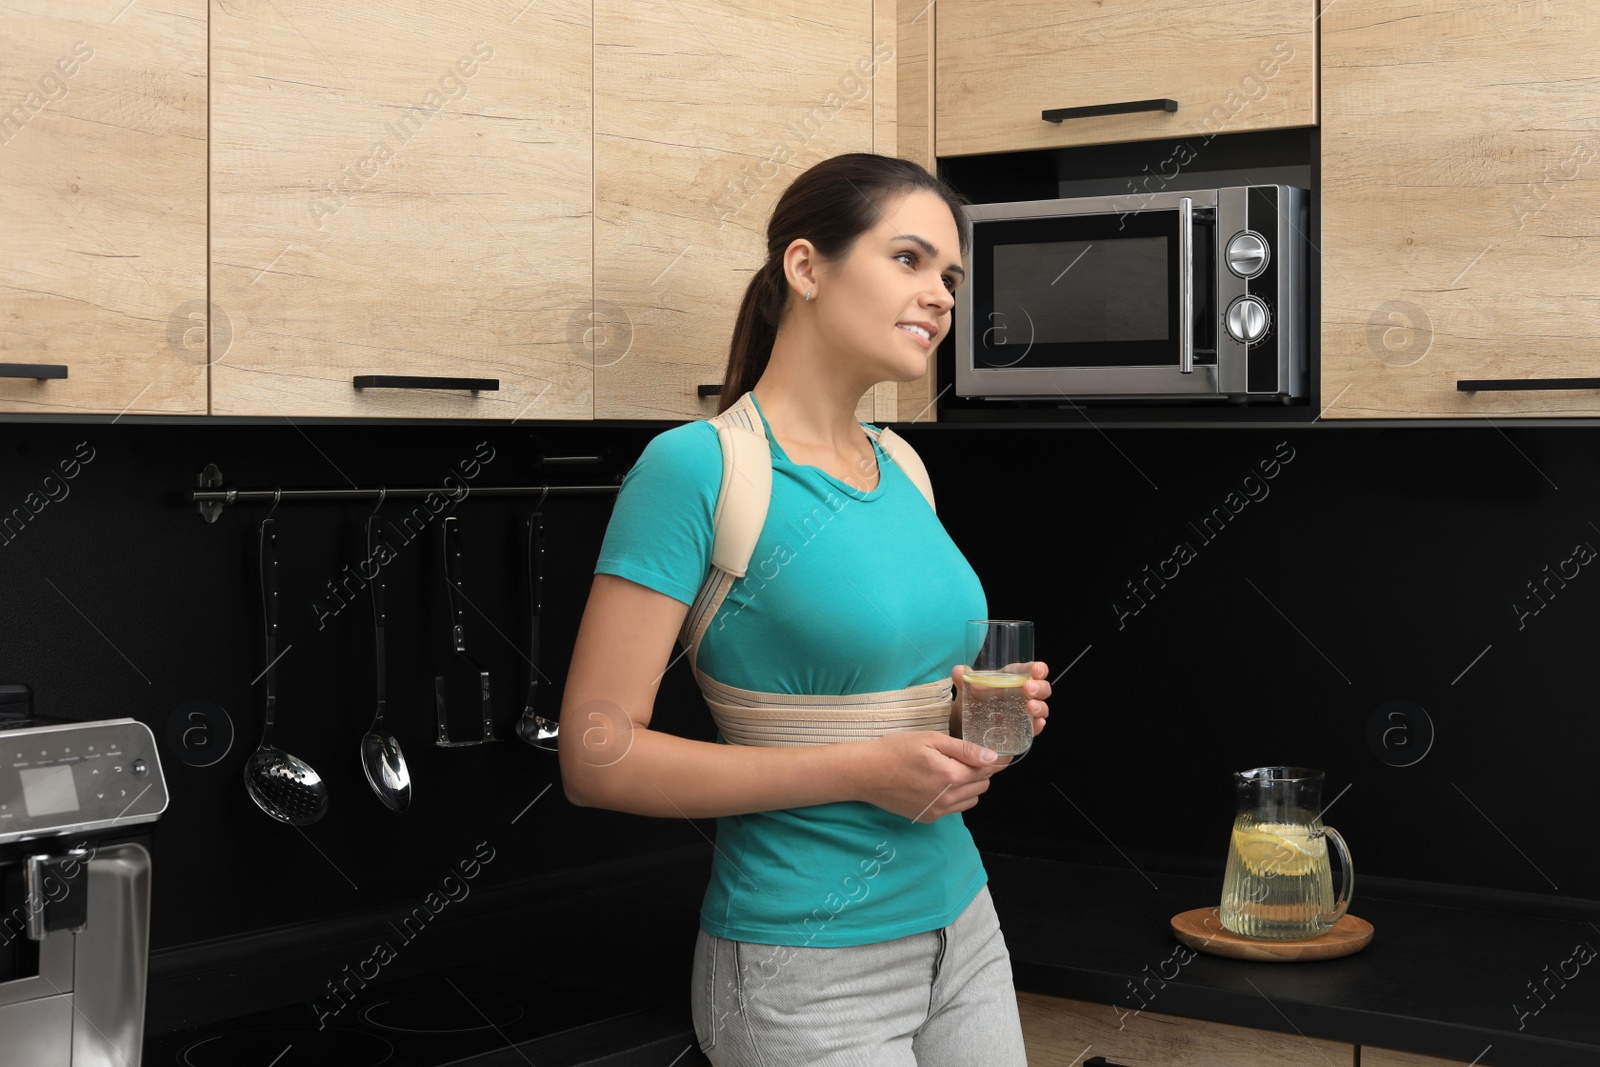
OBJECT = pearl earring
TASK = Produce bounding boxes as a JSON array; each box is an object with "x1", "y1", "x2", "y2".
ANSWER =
[{"x1": 804, "y1": 289, "x2": 813, "y2": 302}]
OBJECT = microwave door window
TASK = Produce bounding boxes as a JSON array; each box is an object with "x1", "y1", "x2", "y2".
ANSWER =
[
  {"x1": 973, "y1": 211, "x2": 1187, "y2": 370},
  {"x1": 992, "y1": 238, "x2": 1167, "y2": 354}
]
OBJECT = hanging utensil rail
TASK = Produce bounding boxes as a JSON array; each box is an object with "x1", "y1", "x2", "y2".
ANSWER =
[{"x1": 191, "y1": 464, "x2": 620, "y2": 522}]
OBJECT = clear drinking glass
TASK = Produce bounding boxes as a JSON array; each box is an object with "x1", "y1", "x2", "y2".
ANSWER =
[{"x1": 960, "y1": 620, "x2": 1034, "y2": 756}]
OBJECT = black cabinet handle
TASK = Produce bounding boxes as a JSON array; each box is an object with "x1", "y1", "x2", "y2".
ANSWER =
[
  {"x1": 1043, "y1": 98, "x2": 1177, "y2": 123},
  {"x1": 0, "y1": 363, "x2": 68, "y2": 380},
  {"x1": 698, "y1": 384, "x2": 721, "y2": 397},
  {"x1": 353, "y1": 375, "x2": 499, "y2": 391},
  {"x1": 1457, "y1": 377, "x2": 1600, "y2": 391}
]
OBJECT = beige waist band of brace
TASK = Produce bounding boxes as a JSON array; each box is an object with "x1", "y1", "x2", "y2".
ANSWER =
[
  {"x1": 678, "y1": 393, "x2": 951, "y2": 748},
  {"x1": 698, "y1": 671, "x2": 953, "y2": 747}
]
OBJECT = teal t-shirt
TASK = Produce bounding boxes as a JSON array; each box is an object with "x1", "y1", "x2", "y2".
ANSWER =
[{"x1": 594, "y1": 395, "x2": 990, "y2": 948}]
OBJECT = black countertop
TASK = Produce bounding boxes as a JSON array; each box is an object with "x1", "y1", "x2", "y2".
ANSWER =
[
  {"x1": 145, "y1": 844, "x2": 1600, "y2": 1066},
  {"x1": 983, "y1": 851, "x2": 1600, "y2": 1066}
]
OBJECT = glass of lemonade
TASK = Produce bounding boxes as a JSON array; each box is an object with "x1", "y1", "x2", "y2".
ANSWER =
[{"x1": 960, "y1": 620, "x2": 1034, "y2": 756}]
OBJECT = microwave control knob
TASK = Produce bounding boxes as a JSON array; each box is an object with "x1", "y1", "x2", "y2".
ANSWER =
[
  {"x1": 1226, "y1": 231, "x2": 1270, "y2": 278},
  {"x1": 1225, "y1": 296, "x2": 1271, "y2": 344}
]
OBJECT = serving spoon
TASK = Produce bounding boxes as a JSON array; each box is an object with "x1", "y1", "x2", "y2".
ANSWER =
[{"x1": 360, "y1": 510, "x2": 411, "y2": 811}]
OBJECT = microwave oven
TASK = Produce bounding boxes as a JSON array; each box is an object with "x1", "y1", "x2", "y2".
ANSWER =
[{"x1": 954, "y1": 185, "x2": 1308, "y2": 404}]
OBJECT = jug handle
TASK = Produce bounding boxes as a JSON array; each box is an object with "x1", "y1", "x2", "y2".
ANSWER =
[{"x1": 1316, "y1": 825, "x2": 1354, "y2": 932}]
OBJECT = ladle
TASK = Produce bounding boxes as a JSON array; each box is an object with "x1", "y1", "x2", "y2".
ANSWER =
[
  {"x1": 361, "y1": 507, "x2": 411, "y2": 811},
  {"x1": 243, "y1": 518, "x2": 330, "y2": 825}
]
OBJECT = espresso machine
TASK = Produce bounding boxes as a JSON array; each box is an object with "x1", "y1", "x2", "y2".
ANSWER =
[{"x1": 0, "y1": 691, "x2": 169, "y2": 1067}]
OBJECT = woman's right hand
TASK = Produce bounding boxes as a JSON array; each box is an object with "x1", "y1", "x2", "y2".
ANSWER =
[{"x1": 857, "y1": 731, "x2": 1005, "y2": 823}]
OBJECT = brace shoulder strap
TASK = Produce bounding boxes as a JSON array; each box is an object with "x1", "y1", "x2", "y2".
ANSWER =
[
  {"x1": 706, "y1": 392, "x2": 772, "y2": 578},
  {"x1": 868, "y1": 425, "x2": 936, "y2": 513},
  {"x1": 682, "y1": 395, "x2": 939, "y2": 668},
  {"x1": 707, "y1": 395, "x2": 937, "y2": 579}
]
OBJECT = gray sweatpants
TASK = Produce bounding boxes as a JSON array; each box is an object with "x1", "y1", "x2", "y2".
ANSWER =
[{"x1": 690, "y1": 885, "x2": 1028, "y2": 1066}]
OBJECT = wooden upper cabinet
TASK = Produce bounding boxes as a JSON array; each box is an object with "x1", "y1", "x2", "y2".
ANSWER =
[
  {"x1": 209, "y1": 0, "x2": 592, "y2": 419},
  {"x1": 887, "y1": 0, "x2": 938, "y2": 424},
  {"x1": 1018, "y1": 992, "x2": 1355, "y2": 1066},
  {"x1": 0, "y1": 0, "x2": 207, "y2": 416},
  {"x1": 593, "y1": 0, "x2": 886, "y2": 422},
  {"x1": 936, "y1": 0, "x2": 1317, "y2": 157},
  {"x1": 1321, "y1": 2, "x2": 1600, "y2": 418}
]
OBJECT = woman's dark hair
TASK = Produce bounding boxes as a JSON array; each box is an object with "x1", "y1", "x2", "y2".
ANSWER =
[{"x1": 717, "y1": 153, "x2": 970, "y2": 413}]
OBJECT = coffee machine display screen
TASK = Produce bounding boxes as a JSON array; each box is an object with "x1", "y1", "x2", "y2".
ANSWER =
[{"x1": 19, "y1": 765, "x2": 79, "y2": 817}]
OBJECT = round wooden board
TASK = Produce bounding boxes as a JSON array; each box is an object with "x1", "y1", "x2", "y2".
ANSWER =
[{"x1": 1170, "y1": 907, "x2": 1374, "y2": 962}]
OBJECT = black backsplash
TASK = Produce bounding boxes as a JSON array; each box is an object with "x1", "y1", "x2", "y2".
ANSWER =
[
  {"x1": 0, "y1": 420, "x2": 713, "y2": 956},
  {"x1": 1, "y1": 416, "x2": 1594, "y2": 964},
  {"x1": 914, "y1": 421, "x2": 1600, "y2": 906}
]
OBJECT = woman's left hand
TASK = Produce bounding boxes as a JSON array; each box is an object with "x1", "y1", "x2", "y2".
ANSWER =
[
  {"x1": 1022, "y1": 661, "x2": 1051, "y2": 736},
  {"x1": 950, "y1": 662, "x2": 1052, "y2": 739}
]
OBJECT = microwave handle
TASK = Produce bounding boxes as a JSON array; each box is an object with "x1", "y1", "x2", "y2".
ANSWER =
[{"x1": 1178, "y1": 196, "x2": 1193, "y2": 374}]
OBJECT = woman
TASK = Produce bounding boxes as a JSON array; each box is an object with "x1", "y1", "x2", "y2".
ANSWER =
[{"x1": 559, "y1": 152, "x2": 1051, "y2": 1065}]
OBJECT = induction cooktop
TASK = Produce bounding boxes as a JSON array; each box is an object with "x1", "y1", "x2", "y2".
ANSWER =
[{"x1": 144, "y1": 965, "x2": 650, "y2": 1067}]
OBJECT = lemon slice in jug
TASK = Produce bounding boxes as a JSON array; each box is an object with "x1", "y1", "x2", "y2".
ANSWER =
[{"x1": 1232, "y1": 823, "x2": 1326, "y2": 877}]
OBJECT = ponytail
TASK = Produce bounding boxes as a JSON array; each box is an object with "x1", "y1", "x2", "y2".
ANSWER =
[
  {"x1": 714, "y1": 153, "x2": 969, "y2": 416},
  {"x1": 718, "y1": 260, "x2": 788, "y2": 414}
]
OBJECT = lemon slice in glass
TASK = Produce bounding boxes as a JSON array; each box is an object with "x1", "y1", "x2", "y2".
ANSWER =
[{"x1": 964, "y1": 671, "x2": 1028, "y2": 688}]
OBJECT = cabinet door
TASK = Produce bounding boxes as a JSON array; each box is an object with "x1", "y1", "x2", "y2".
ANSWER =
[
  {"x1": 0, "y1": 0, "x2": 207, "y2": 415},
  {"x1": 1362, "y1": 1047, "x2": 1481, "y2": 1067},
  {"x1": 593, "y1": 0, "x2": 886, "y2": 422},
  {"x1": 936, "y1": 0, "x2": 1316, "y2": 157},
  {"x1": 210, "y1": 0, "x2": 591, "y2": 419},
  {"x1": 1321, "y1": 2, "x2": 1600, "y2": 418},
  {"x1": 1017, "y1": 991, "x2": 1355, "y2": 1066}
]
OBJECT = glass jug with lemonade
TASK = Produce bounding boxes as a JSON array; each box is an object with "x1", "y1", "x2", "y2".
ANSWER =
[{"x1": 1220, "y1": 766, "x2": 1353, "y2": 940}]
